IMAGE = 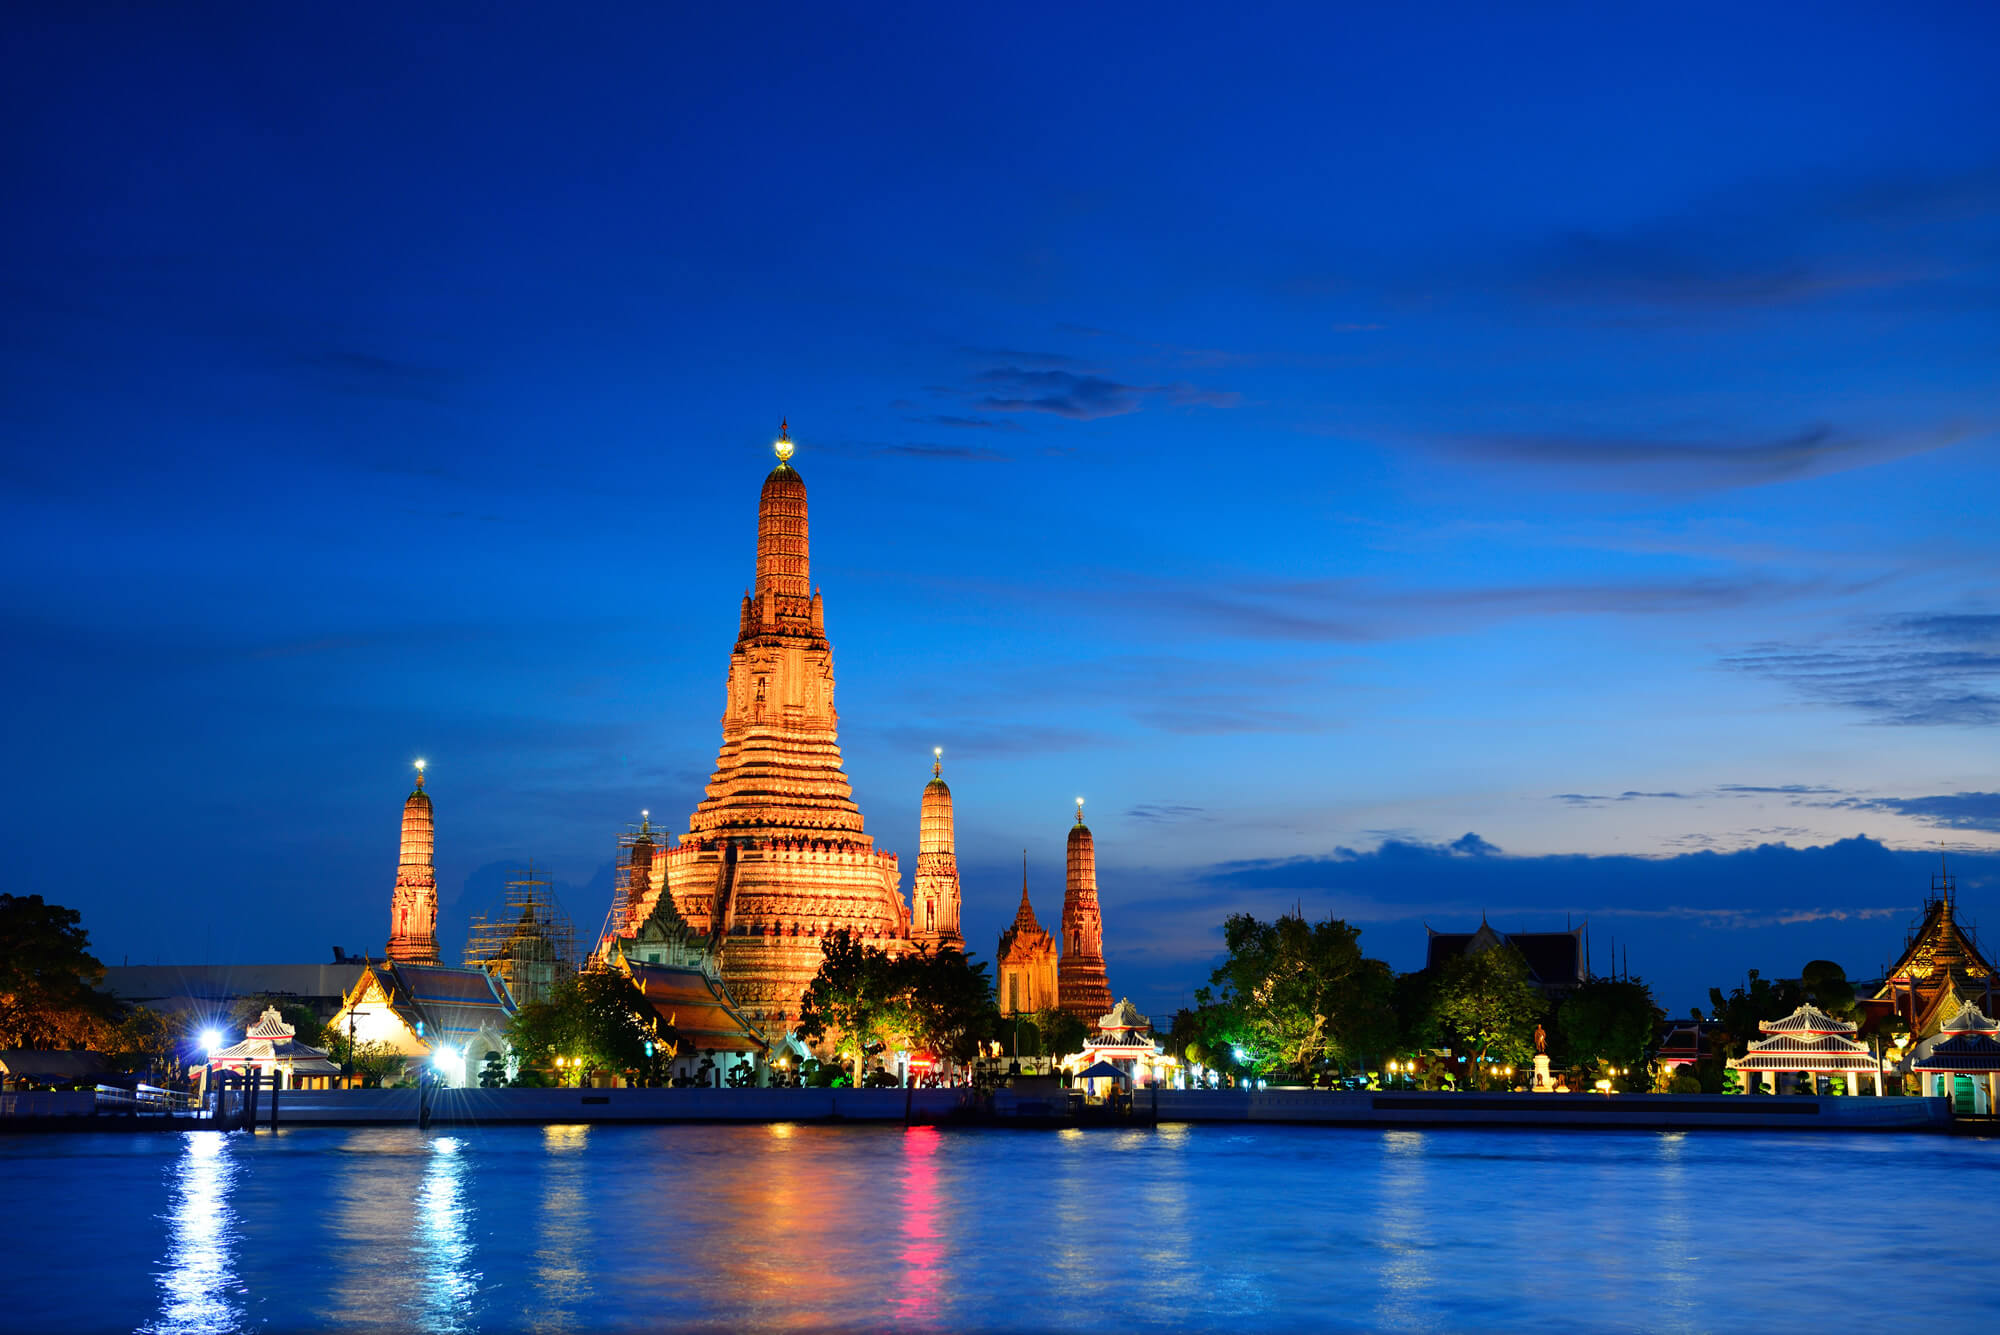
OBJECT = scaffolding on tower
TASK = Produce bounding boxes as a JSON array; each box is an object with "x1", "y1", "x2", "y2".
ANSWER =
[
  {"x1": 463, "y1": 860, "x2": 578, "y2": 1006},
  {"x1": 593, "y1": 817, "x2": 661, "y2": 960}
]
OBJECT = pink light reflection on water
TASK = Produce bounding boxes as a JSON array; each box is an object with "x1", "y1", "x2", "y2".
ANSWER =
[{"x1": 894, "y1": 1126, "x2": 944, "y2": 1325}]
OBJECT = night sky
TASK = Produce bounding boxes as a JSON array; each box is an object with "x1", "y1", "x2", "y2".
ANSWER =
[{"x1": 6, "y1": 5, "x2": 1998, "y2": 1019}]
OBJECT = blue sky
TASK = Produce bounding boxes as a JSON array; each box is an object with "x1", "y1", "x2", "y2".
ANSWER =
[{"x1": 5, "y1": 4, "x2": 1998, "y2": 1018}]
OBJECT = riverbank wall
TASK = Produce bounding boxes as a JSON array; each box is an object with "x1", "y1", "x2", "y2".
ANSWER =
[{"x1": 3, "y1": 1086, "x2": 1957, "y2": 1132}]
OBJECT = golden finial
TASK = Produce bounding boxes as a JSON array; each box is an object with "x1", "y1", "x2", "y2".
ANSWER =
[
  {"x1": 933, "y1": 746, "x2": 942, "y2": 779},
  {"x1": 414, "y1": 758, "x2": 426, "y2": 789},
  {"x1": 774, "y1": 419, "x2": 794, "y2": 463},
  {"x1": 1075, "y1": 796, "x2": 1085, "y2": 824}
]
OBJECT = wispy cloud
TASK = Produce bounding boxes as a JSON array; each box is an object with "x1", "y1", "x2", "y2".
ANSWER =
[
  {"x1": 1127, "y1": 803, "x2": 1210, "y2": 824},
  {"x1": 873, "y1": 442, "x2": 1012, "y2": 463},
  {"x1": 1417, "y1": 421, "x2": 1979, "y2": 493},
  {"x1": 1826, "y1": 791, "x2": 2000, "y2": 834},
  {"x1": 1724, "y1": 610, "x2": 2000, "y2": 726},
  {"x1": 969, "y1": 365, "x2": 1239, "y2": 420},
  {"x1": 907, "y1": 414, "x2": 1027, "y2": 432}
]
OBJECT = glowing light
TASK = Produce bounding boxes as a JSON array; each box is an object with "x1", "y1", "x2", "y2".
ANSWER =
[
  {"x1": 773, "y1": 422, "x2": 795, "y2": 462},
  {"x1": 200, "y1": 1028, "x2": 222, "y2": 1055},
  {"x1": 415, "y1": 758, "x2": 425, "y2": 772}
]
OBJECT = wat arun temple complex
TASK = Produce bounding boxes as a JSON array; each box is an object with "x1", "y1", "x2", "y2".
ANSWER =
[{"x1": 581, "y1": 425, "x2": 1117, "y2": 1038}]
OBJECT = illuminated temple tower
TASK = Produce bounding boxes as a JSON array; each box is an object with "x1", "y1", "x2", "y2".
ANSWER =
[
  {"x1": 1057, "y1": 799, "x2": 1113, "y2": 1018},
  {"x1": 386, "y1": 761, "x2": 439, "y2": 965},
  {"x1": 629, "y1": 425, "x2": 910, "y2": 1033},
  {"x1": 996, "y1": 856, "x2": 1059, "y2": 1016},
  {"x1": 911, "y1": 749, "x2": 965, "y2": 951}
]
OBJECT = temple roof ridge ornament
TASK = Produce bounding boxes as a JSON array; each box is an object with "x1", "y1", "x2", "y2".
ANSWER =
[
  {"x1": 774, "y1": 418, "x2": 794, "y2": 463},
  {"x1": 412, "y1": 758, "x2": 426, "y2": 792}
]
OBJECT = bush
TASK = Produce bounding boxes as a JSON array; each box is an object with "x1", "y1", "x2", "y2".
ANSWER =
[{"x1": 1669, "y1": 1073, "x2": 1702, "y2": 1094}]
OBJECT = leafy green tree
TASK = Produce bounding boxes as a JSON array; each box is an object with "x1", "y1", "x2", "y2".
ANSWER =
[
  {"x1": 324, "y1": 1032, "x2": 403, "y2": 1087},
  {"x1": 1201, "y1": 911, "x2": 1399, "y2": 1079},
  {"x1": 505, "y1": 969, "x2": 659, "y2": 1083},
  {"x1": 479, "y1": 1050, "x2": 507, "y2": 1088},
  {"x1": 1032, "y1": 1007, "x2": 1090, "y2": 1059},
  {"x1": 1430, "y1": 944, "x2": 1544, "y2": 1085},
  {"x1": 1556, "y1": 977, "x2": 1660, "y2": 1074},
  {"x1": 892, "y1": 946, "x2": 998, "y2": 1067},
  {"x1": 227, "y1": 995, "x2": 326, "y2": 1047},
  {"x1": 1799, "y1": 960, "x2": 1857, "y2": 1020},
  {"x1": 1707, "y1": 970, "x2": 1803, "y2": 1060},
  {"x1": 113, "y1": 1006, "x2": 183, "y2": 1083},
  {"x1": 0, "y1": 893, "x2": 120, "y2": 1050},
  {"x1": 797, "y1": 932, "x2": 902, "y2": 1085}
]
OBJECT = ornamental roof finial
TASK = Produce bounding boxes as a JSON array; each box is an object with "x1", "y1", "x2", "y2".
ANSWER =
[
  {"x1": 413, "y1": 758, "x2": 426, "y2": 790},
  {"x1": 1075, "y1": 796, "x2": 1085, "y2": 825},
  {"x1": 774, "y1": 419, "x2": 794, "y2": 463},
  {"x1": 933, "y1": 746, "x2": 942, "y2": 779}
]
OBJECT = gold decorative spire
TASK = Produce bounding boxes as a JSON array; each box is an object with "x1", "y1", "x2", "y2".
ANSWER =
[
  {"x1": 933, "y1": 746, "x2": 942, "y2": 779},
  {"x1": 413, "y1": 758, "x2": 426, "y2": 791},
  {"x1": 1075, "y1": 796, "x2": 1085, "y2": 825},
  {"x1": 773, "y1": 419, "x2": 794, "y2": 463}
]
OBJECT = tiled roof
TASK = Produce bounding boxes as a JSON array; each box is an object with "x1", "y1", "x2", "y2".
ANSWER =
[
  {"x1": 1912, "y1": 1032, "x2": 2000, "y2": 1073},
  {"x1": 625, "y1": 961, "x2": 767, "y2": 1054},
  {"x1": 1759, "y1": 1005, "x2": 1857, "y2": 1035},
  {"x1": 1939, "y1": 998, "x2": 1999, "y2": 1035}
]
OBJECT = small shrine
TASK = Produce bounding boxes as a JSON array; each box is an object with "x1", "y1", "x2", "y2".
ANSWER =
[
  {"x1": 1908, "y1": 999, "x2": 2000, "y2": 1114},
  {"x1": 1730, "y1": 1004, "x2": 1882, "y2": 1096},
  {"x1": 203, "y1": 1007, "x2": 342, "y2": 1092},
  {"x1": 1061, "y1": 998, "x2": 1180, "y2": 1090}
]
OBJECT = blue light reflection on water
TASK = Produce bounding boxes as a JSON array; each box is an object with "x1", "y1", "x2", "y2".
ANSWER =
[
  {"x1": 141, "y1": 1131, "x2": 242, "y2": 1335},
  {"x1": 3, "y1": 1124, "x2": 1997, "y2": 1334}
]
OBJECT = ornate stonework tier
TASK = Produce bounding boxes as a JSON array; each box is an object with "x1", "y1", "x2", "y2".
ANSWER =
[
  {"x1": 387, "y1": 767, "x2": 439, "y2": 965},
  {"x1": 911, "y1": 758, "x2": 964, "y2": 950},
  {"x1": 628, "y1": 438, "x2": 910, "y2": 1035},
  {"x1": 1058, "y1": 806, "x2": 1113, "y2": 1019}
]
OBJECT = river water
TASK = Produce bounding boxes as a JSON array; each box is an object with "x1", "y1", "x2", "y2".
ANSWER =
[{"x1": 2, "y1": 1123, "x2": 1991, "y2": 1333}]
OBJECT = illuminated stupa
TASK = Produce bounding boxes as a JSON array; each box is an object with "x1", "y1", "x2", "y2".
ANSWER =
[
  {"x1": 386, "y1": 760, "x2": 440, "y2": 965},
  {"x1": 912, "y1": 749, "x2": 965, "y2": 951},
  {"x1": 1057, "y1": 798, "x2": 1114, "y2": 1018},
  {"x1": 629, "y1": 424, "x2": 911, "y2": 1033}
]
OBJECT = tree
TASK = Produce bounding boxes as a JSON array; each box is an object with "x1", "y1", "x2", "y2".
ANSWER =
[
  {"x1": 479, "y1": 1051, "x2": 507, "y2": 1088},
  {"x1": 893, "y1": 946, "x2": 999, "y2": 1069},
  {"x1": 1799, "y1": 960, "x2": 1857, "y2": 1020},
  {"x1": 113, "y1": 1006, "x2": 183, "y2": 1084},
  {"x1": 1708, "y1": 970, "x2": 1803, "y2": 1060},
  {"x1": 1556, "y1": 977, "x2": 1660, "y2": 1080},
  {"x1": 505, "y1": 969, "x2": 659, "y2": 1084},
  {"x1": 324, "y1": 1032, "x2": 403, "y2": 1087},
  {"x1": 797, "y1": 932, "x2": 901, "y2": 1086},
  {"x1": 0, "y1": 893, "x2": 120, "y2": 1050},
  {"x1": 227, "y1": 995, "x2": 326, "y2": 1048},
  {"x1": 1201, "y1": 911, "x2": 1399, "y2": 1079},
  {"x1": 1429, "y1": 944, "x2": 1544, "y2": 1085}
]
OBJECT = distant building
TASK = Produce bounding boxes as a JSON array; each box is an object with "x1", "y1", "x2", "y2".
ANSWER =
[
  {"x1": 1862, "y1": 862, "x2": 1996, "y2": 1042},
  {"x1": 326, "y1": 960, "x2": 515, "y2": 1088},
  {"x1": 910, "y1": 752, "x2": 964, "y2": 952},
  {"x1": 603, "y1": 891, "x2": 768, "y2": 1084},
  {"x1": 464, "y1": 863, "x2": 577, "y2": 1008},
  {"x1": 1423, "y1": 918, "x2": 1587, "y2": 1000},
  {"x1": 100, "y1": 956, "x2": 368, "y2": 1028},
  {"x1": 1060, "y1": 998, "x2": 1181, "y2": 1090},
  {"x1": 996, "y1": 859, "x2": 1059, "y2": 1017},
  {"x1": 1057, "y1": 801, "x2": 1114, "y2": 1019},
  {"x1": 202, "y1": 1005, "x2": 342, "y2": 1091},
  {"x1": 386, "y1": 762, "x2": 440, "y2": 965}
]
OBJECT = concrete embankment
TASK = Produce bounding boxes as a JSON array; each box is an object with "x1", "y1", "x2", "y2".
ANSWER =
[
  {"x1": 3, "y1": 1086, "x2": 1956, "y2": 1132},
  {"x1": 1147, "y1": 1088, "x2": 1952, "y2": 1132}
]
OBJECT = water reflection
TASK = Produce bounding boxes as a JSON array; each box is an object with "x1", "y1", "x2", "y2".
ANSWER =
[
  {"x1": 145, "y1": 1132, "x2": 242, "y2": 1335},
  {"x1": 895, "y1": 1128, "x2": 943, "y2": 1325},
  {"x1": 418, "y1": 1136, "x2": 479, "y2": 1334},
  {"x1": 530, "y1": 1126, "x2": 592, "y2": 1332},
  {"x1": 1373, "y1": 1130, "x2": 1433, "y2": 1329}
]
